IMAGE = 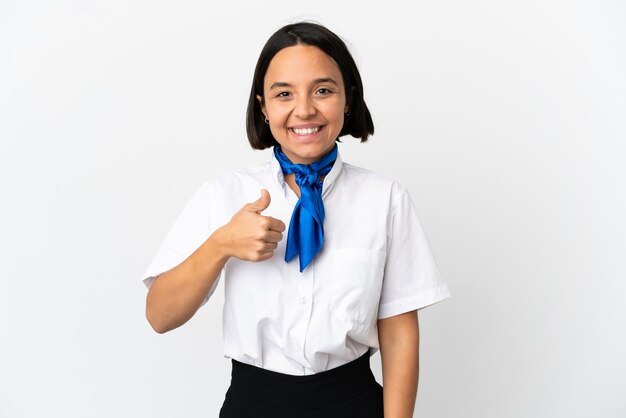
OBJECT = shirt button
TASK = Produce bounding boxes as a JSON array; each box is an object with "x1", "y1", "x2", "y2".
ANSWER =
[{"x1": 300, "y1": 297, "x2": 307, "y2": 304}]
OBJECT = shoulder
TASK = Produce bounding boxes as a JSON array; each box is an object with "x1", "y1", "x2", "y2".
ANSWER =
[
  {"x1": 187, "y1": 161, "x2": 274, "y2": 223},
  {"x1": 198, "y1": 160, "x2": 272, "y2": 194},
  {"x1": 339, "y1": 162, "x2": 407, "y2": 203}
]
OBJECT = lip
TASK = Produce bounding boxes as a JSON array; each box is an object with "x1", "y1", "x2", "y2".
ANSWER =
[{"x1": 288, "y1": 123, "x2": 325, "y2": 130}]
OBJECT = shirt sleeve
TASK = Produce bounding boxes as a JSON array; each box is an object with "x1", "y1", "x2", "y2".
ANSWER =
[
  {"x1": 141, "y1": 181, "x2": 221, "y2": 307},
  {"x1": 377, "y1": 186, "x2": 451, "y2": 319}
]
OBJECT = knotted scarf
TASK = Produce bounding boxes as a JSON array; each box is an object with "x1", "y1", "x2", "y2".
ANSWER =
[{"x1": 273, "y1": 144, "x2": 338, "y2": 272}]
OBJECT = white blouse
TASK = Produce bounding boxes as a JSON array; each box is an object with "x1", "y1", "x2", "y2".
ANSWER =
[{"x1": 142, "y1": 147, "x2": 451, "y2": 375}]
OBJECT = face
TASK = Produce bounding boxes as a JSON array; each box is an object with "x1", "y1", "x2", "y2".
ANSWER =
[{"x1": 257, "y1": 45, "x2": 349, "y2": 165}]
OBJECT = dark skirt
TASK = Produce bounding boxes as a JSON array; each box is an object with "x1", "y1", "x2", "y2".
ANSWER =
[{"x1": 219, "y1": 351, "x2": 384, "y2": 418}]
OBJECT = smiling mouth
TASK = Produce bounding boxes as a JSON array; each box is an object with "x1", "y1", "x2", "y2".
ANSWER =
[{"x1": 290, "y1": 126, "x2": 324, "y2": 136}]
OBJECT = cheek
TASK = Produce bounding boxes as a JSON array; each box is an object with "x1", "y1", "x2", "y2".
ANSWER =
[
  {"x1": 267, "y1": 105, "x2": 289, "y2": 123},
  {"x1": 326, "y1": 99, "x2": 347, "y2": 121},
  {"x1": 328, "y1": 106, "x2": 346, "y2": 125}
]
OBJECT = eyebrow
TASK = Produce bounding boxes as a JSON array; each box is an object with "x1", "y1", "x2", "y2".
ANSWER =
[{"x1": 269, "y1": 77, "x2": 339, "y2": 90}]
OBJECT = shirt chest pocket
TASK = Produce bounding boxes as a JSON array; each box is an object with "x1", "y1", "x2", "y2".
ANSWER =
[{"x1": 328, "y1": 248, "x2": 386, "y2": 325}]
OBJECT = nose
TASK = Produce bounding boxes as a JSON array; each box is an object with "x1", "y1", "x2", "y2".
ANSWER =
[{"x1": 294, "y1": 94, "x2": 316, "y2": 119}]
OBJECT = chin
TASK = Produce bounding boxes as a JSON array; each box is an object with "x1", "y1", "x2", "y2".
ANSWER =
[{"x1": 299, "y1": 145, "x2": 333, "y2": 159}]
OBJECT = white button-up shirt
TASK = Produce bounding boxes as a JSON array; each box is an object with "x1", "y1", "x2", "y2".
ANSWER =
[{"x1": 142, "y1": 147, "x2": 451, "y2": 375}]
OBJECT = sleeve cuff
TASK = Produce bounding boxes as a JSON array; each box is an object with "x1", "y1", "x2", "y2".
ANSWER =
[{"x1": 377, "y1": 284, "x2": 451, "y2": 319}]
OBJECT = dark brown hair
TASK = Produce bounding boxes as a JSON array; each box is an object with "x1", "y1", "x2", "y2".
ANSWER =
[{"x1": 246, "y1": 22, "x2": 374, "y2": 149}]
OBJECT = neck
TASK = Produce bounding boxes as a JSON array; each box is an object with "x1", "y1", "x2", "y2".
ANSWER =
[{"x1": 278, "y1": 144, "x2": 337, "y2": 166}]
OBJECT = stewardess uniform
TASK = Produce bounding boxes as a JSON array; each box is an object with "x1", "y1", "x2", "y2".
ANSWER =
[{"x1": 142, "y1": 144, "x2": 450, "y2": 417}]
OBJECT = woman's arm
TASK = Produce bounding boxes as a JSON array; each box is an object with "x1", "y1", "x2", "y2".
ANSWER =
[
  {"x1": 145, "y1": 190, "x2": 285, "y2": 333},
  {"x1": 377, "y1": 310, "x2": 420, "y2": 418},
  {"x1": 145, "y1": 232, "x2": 230, "y2": 334}
]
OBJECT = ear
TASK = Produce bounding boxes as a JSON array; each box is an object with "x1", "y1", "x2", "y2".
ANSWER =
[
  {"x1": 256, "y1": 94, "x2": 267, "y2": 117},
  {"x1": 344, "y1": 105, "x2": 350, "y2": 114}
]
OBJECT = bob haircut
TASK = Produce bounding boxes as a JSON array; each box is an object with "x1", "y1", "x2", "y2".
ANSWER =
[{"x1": 246, "y1": 22, "x2": 375, "y2": 150}]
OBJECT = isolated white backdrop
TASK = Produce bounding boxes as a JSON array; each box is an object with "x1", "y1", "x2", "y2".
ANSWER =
[{"x1": 1, "y1": 1, "x2": 625, "y2": 417}]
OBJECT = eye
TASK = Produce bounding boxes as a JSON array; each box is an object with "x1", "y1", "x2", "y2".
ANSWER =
[
  {"x1": 317, "y1": 88, "x2": 333, "y2": 95},
  {"x1": 276, "y1": 91, "x2": 291, "y2": 98}
]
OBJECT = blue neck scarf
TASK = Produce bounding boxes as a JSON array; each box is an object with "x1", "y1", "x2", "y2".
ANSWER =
[{"x1": 273, "y1": 144, "x2": 338, "y2": 272}]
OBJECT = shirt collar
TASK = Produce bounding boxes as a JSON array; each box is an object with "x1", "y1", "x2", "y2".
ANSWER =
[{"x1": 270, "y1": 145, "x2": 344, "y2": 197}]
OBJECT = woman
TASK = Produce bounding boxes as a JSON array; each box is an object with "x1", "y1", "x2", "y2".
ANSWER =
[{"x1": 142, "y1": 21, "x2": 451, "y2": 418}]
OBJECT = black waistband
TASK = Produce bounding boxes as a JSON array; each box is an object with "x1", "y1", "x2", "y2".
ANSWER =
[{"x1": 227, "y1": 352, "x2": 376, "y2": 409}]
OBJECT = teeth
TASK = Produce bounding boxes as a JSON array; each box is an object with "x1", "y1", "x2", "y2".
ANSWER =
[{"x1": 292, "y1": 126, "x2": 321, "y2": 135}]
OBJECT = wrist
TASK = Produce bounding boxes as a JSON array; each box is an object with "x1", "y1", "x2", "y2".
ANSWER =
[{"x1": 207, "y1": 226, "x2": 232, "y2": 262}]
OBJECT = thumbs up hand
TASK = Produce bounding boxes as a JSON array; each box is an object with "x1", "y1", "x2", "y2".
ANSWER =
[
  {"x1": 246, "y1": 188, "x2": 272, "y2": 214},
  {"x1": 214, "y1": 189, "x2": 286, "y2": 262}
]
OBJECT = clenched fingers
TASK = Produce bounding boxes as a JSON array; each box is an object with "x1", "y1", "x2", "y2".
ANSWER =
[
  {"x1": 266, "y1": 217, "x2": 286, "y2": 233},
  {"x1": 263, "y1": 230, "x2": 283, "y2": 243},
  {"x1": 259, "y1": 241, "x2": 279, "y2": 254}
]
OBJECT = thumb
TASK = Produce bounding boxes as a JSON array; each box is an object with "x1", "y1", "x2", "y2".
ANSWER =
[{"x1": 246, "y1": 189, "x2": 271, "y2": 214}]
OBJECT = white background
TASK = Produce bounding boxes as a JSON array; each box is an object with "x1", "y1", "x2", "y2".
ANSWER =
[{"x1": 1, "y1": 1, "x2": 625, "y2": 417}]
